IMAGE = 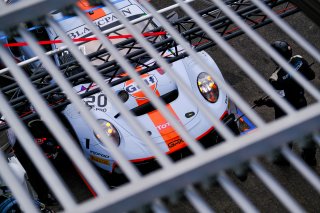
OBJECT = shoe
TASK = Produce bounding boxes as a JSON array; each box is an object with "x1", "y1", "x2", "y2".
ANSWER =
[
  {"x1": 233, "y1": 165, "x2": 249, "y2": 182},
  {"x1": 43, "y1": 193, "x2": 58, "y2": 206},
  {"x1": 273, "y1": 156, "x2": 290, "y2": 167},
  {"x1": 235, "y1": 173, "x2": 248, "y2": 182},
  {"x1": 301, "y1": 152, "x2": 317, "y2": 167}
]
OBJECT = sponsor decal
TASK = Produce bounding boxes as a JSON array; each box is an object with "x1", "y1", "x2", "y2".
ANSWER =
[
  {"x1": 168, "y1": 138, "x2": 184, "y2": 148},
  {"x1": 147, "y1": 104, "x2": 186, "y2": 152},
  {"x1": 90, "y1": 155, "x2": 110, "y2": 165},
  {"x1": 95, "y1": 108, "x2": 107, "y2": 113},
  {"x1": 156, "y1": 68, "x2": 165, "y2": 75},
  {"x1": 80, "y1": 85, "x2": 87, "y2": 92},
  {"x1": 156, "y1": 122, "x2": 171, "y2": 131},
  {"x1": 90, "y1": 150, "x2": 110, "y2": 158},
  {"x1": 67, "y1": 5, "x2": 138, "y2": 39},
  {"x1": 124, "y1": 74, "x2": 158, "y2": 100},
  {"x1": 77, "y1": 83, "x2": 98, "y2": 94}
]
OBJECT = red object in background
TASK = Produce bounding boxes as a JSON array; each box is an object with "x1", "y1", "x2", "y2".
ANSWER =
[{"x1": 3, "y1": 32, "x2": 167, "y2": 47}]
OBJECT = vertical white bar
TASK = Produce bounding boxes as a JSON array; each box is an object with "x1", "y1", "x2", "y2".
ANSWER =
[
  {"x1": 102, "y1": 0, "x2": 234, "y2": 140},
  {"x1": 252, "y1": 0, "x2": 320, "y2": 64},
  {"x1": 151, "y1": 198, "x2": 171, "y2": 213},
  {"x1": 185, "y1": 185, "x2": 214, "y2": 213},
  {"x1": 173, "y1": 0, "x2": 295, "y2": 115},
  {"x1": 18, "y1": 26, "x2": 142, "y2": 183},
  {"x1": 74, "y1": 4, "x2": 207, "y2": 155},
  {"x1": 314, "y1": 133, "x2": 320, "y2": 146},
  {"x1": 250, "y1": 159, "x2": 305, "y2": 213},
  {"x1": 0, "y1": 0, "x2": 6, "y2": 7},
  {"x1": 212, "y1": 0, "x2": 320, "y2": 102},
  {"x1": 218, "y1": 171, "x2": 259, "y2": 213},
  {"x1": 139, "y1": 0, "x2": 265, "y2": 127},
  {"x1": 46, "y1": 16, "x2": 173, "y2": 169},
  {"x1": 0, "y1": 81, "x2": 77, "y2": 209},
  {"x1": 0, "y1": 151, "x2": 39, "y2": 213},
  {"x1": 2, "y1": 27, "x2": 110, "y2": 197},
  {"x1": 0, "y1": 0, "x2": 195, "y2": 75},
  {"x1": 281, "y1": 146, "x2": 320, "y2": 193},
  {"x1": 102, "y1": 0, "x2": 235, "y2": 145}
]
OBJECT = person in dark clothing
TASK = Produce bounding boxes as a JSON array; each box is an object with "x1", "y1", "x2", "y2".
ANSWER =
[
  {"x1": 254, "y1": 40, "x2": 317, "y2": 166},
  {"x1": 12, "y1": 120, "x2": 60, "y2": 206},
  {"x1": 13, "y1": 141, "x2": 58, "y2": 206}
]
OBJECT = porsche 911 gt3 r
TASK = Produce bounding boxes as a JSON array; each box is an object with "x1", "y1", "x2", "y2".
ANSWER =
[
  {"x1": 1, "y1": 0, "x2": 255, "y2": 175},
  {"x1": 45, "y1": 0, "x2": 255, "y2": 174}
]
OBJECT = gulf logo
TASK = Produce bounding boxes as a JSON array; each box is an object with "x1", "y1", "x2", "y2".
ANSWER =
[{"x1": 124, "y1": 74, "x2": 158, "y2": 100}]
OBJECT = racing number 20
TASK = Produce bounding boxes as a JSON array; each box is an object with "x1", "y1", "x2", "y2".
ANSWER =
[{"x1": 85, "y1": 94, "x2": 107, "y2": 108}]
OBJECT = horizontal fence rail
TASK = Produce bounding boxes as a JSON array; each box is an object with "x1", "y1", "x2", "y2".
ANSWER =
[{"x1": 0, "y1": 0, "x2": 319, "y2": 213}]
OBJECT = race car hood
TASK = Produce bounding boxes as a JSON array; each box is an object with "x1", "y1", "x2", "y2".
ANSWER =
[
  {"x1": 109, "y1": 59, "x2": 200, "y2": 142},
  {"x1": 113, "y1": 70, "x2": 178, "y2": 111},
  {"x1": 73, "y1": 58, "x2": 198, "y2": 141},
  {"x1": 64, "y1": 50, "x2": 227, "y2": 163},
  {"x1": 74, "y1": 68, "x2": 178, "y2": 111}
]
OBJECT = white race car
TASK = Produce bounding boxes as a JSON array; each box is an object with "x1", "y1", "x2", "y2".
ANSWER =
[
  {"x1": 2, "y1": 0, "x2": 255, "y2": 176},
  {"x1": 52, "y1": 0, "x2": 255, "y2": 174}
]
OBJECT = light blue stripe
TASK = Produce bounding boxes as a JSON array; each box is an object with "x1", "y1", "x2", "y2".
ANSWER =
[
  {"x1": 236, "y1": 108, "x2": 256, "y2": 135},
  {"x1": 110, "y1": 0, "x2": 126, "y2": 4},
  {"x1": 83, "y1": 5, "x2": 104, "y2": 13},
  {"x1": 0, "y1": 26, "x2": 43, "y2": 41}
]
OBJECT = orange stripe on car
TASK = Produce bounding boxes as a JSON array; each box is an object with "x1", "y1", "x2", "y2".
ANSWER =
[
  {"x1": 127, "y1": 73, "x2": 186, "y2": 151},
  {"x1": 148, "y1": 105, "x2": 186, "y2": 153},
  {"x1": 124, "y1": 73, "x2": 160, "y2": 106},
  {"x1": 77, "y1": 0, "x2": 107, "y2": 21},
  {"x1": 87, "y1": 8, "x2": 107, "y2": 21},
  {"x1": 112, "y1": 111, "x2": 230, "y2": 169}
]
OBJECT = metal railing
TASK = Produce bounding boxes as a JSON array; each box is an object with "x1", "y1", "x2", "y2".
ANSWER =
[{"x1": 0, "y1": 0, "x2": 319, "y2": 212}]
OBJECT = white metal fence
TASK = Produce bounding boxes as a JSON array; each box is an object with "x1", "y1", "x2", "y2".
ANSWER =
[{"x1": 0, "y1": 0, "x2": 319, "y2": 212}]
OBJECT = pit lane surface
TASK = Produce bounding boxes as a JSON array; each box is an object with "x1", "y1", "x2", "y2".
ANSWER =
[{"x1": 54, "y1": 1, "x2": 320, "y2": 212}]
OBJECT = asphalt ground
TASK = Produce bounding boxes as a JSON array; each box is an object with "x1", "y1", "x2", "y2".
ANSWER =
[
  {"x1": 150, "y1": 1, "x2": 320, "y2": 212},
  {"x1": 49, "y1": 1, "x2": 320, "y2": 212}
]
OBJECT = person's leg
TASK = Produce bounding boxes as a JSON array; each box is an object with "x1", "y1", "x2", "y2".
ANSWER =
[
  {"x1": 301, "y1": 137, "x2": 317, "y2": 166},
  {"x1": 272, "y1": 143, "x2": 292, "y2": 166},
  {"x1": 295, "y1": 99, "x2": 317, "y2": 166}
]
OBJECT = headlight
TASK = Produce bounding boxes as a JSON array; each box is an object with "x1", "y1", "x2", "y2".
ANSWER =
[
  {"x1": 197, "y1": 72, "x2": 219, "y2": 103},
  {"x1": 94, "y1": 119, "x2": 120, "y2": 146}
]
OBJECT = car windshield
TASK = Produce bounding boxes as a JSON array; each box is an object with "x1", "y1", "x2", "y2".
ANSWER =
[
  {"x1": 80, "y1": 18, "x2": 159, "y2": 67},
  {"x1": 51, "y1": 2, "x2": 161, "y2": 68}
]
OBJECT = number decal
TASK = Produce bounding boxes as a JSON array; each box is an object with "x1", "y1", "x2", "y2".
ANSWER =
[
  {"x1": 97, "y1": 94, "x2": 107, "y2": 107},
  {"x1": 85, "y1": 96, "x2": 95, "y2": 108},
  {"x1": 84, "y1": 94, "x2": 107, "y2": 108}
]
